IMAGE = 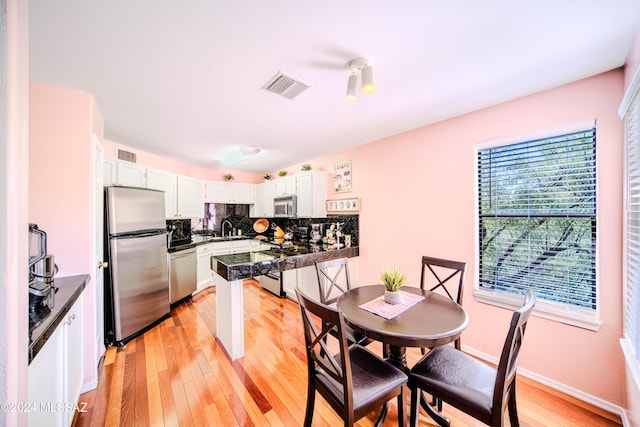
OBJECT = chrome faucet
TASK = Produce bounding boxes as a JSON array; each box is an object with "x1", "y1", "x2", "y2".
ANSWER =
[{"x1": 221, "y1": 219, "x2": 233, "y2": 237}]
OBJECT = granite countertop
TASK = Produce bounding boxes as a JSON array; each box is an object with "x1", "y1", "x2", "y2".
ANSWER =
[
  {"x1": 29, "y1": 274, "x2": 89, "y2": 363},
  {"x1": 211, "y1": 244, "x2": 360, "y2": 281},
  {"x1": 168, "y1": 235, "x2": 253, "y2": 252}
]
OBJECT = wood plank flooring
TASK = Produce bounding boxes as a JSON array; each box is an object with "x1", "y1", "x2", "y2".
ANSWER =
[{"x1": 73, "y1": 280, "x2": 622, "y2": 426}]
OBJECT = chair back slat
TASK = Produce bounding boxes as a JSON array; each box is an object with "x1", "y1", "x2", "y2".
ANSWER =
[
  {"x1": 420, "y1": 256, "x2": 466, "y2": 305},
  {"x1": 316, "y1": 257, "x2": 352, "y2": 305},
  {"x1": 296, "y1": 288, "x2": 353, "y2": 405}
]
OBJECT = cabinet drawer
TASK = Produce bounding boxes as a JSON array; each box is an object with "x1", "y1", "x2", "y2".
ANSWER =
[{"x1": 197, "y1": 243, "x2": 214, "y2": 255}]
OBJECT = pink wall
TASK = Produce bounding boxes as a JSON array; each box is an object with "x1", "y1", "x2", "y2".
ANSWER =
[
  {"x1": 29, "y1": 81, "x2": 104, "y2": 390},
  {"x1": 29, "y1": 82, "x2": 94, "y2": 277},
  {"x1": 294, "y1": 70, "x2": 625, "y2": 406},
  {"x1": 102, "y1": 139, "x2": 263, "y2": 183}
]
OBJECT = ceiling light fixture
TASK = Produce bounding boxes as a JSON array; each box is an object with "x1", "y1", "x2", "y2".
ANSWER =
[
  {"x1": 345, "y1": 73, "x2": 359, "y2": 102},
  {"x1": 345, "y1": 58, "x2": 376, "y2": 102},
  {"x1": 220, "y1": 145, "x2": 262, "y2": 167}
]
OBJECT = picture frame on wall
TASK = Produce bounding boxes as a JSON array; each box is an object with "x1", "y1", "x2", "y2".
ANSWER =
[
  {"x1": 326, "y1": 197, "x2": 360, "y2": 213},
  {"x1": 333, "y1": 160, "x2": 352, "y2": 193}
]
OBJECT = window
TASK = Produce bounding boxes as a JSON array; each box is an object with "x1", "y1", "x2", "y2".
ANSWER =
[
  {"x1": 476, "y1": 123, "x2": 598, "y2": 328},
  {"x1": 624, "y1": 89, "x2": 640, "y2": 371}
]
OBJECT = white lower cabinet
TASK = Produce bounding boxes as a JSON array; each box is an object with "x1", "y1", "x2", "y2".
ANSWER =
[
  {"x1": 196, "y1": 243, "x2": 214, "y2": 291},
  {"x1": 28, "y1": 296, "x2": 84, "y2": 427}
]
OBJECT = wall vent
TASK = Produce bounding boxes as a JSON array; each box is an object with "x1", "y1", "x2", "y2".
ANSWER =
[
  {"x1": 262, "y1": 71, "x2": 311, "y2": 100},
  {"x1": 116, "y1": 148, "x2": 137, "y2": 163}
]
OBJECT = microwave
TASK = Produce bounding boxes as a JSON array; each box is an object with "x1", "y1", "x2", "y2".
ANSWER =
[{"x1": 274, "y1": 195, "x2": 297, "y2": 218}]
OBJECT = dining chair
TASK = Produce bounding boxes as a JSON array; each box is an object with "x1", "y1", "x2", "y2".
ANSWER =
[
  {"x1": 408, "y1": 290, "x2": 536, "y2": 427},
  {"x1": 420, "y1": 256, "x2": 467, "y2": 350},
  {"x1": 315, "y1": 257, "x2": 372, "y2": 347},
  {"x1": 295, "y1": 288, "x2": 408, "y2": 427}
]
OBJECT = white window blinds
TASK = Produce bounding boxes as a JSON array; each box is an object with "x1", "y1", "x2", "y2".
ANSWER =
[
  {"x1": 625, "y1": 91, "x2": 640, "y2": 363},
  {"x1": 477, "y1": 128, "x2": 597, "y2": 311}
]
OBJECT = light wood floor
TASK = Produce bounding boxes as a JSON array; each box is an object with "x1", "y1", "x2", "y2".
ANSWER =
[{"x1": 73, "y1": 280, "x2": 622, "y2": 426}]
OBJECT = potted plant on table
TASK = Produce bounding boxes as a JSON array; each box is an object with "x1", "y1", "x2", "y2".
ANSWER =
[{"x1": 380, "y1": 267, "x2": 406, "y2": 304}]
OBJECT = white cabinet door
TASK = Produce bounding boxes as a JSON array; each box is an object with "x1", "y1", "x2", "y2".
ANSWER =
[
  {"x1": 232, "y1": 182, "x2": 256, "y2": 204},
  {"x1": 29, "y1": 324, "x2": 64, "y2": 426},
  {"x1": 103, "y1": 158, "x2": 116, "y2": 186},
  {"x1": 63, "y1": 298, "x2": 84, "y2": 427},
  {"x1": 116, "y1": 161, "x2": 146, "y2": 187},
  {"x1": 274, "y1": 176, "x2": 296, "y2": 196},
  {"x1": 204, "y1": 180, "x2": 255, "y2": 204},
  {"x1": 196, "y1": 243, "x2": 214, "y2": 291},
  {"x1": 296, "y1": 170, "x2": 327, "y2": 218},
  {"x1": 146, "y1": 168, "x2": 178, "y2": 217},
  {"x1": 177, "y1": 175, "x2": 202, "y2": 218},
  {"x1": 28, "y1": 296, "x2": 84, "y2": 427},
  {"x1": 204, "y1": 180, "x2": 232, "y2": 203},
  {"x1": 231, "y1": 240, "x2": 251, "y2": 254},
  {"x1": 253, "y1": 181, "x2": 275, "y2": 217}
]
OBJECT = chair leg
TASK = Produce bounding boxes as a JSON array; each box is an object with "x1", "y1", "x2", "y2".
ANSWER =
[
  {"x1": 303, "y1": 386, "x2": 316, "y2": 427},
  {"x1": 409, "y1": 385, "x2": 420, "y2": 427},
  {"x1": 397, "y1": 387, "x2": 406, "y2": 427},
  {"x1": 507, "y1": 386, "x2": 520, "y2": 427}
]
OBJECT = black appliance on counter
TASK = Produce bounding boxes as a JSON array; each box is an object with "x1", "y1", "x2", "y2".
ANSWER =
[
  {"x1": 28, "y1": 223, "x2": 57, "y2": 336},
  {"x1": 166, "y1": 218, "x2": 192, "y2": 248}
]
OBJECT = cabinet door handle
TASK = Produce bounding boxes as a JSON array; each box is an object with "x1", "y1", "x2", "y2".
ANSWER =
[{"x1": 65, "y1": 313, "x2": 76, "y2": 326}]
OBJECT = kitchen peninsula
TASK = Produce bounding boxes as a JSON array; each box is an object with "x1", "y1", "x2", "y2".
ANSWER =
[{"x1": 211, "y1": 244, "x2": 359, "y2": 360}]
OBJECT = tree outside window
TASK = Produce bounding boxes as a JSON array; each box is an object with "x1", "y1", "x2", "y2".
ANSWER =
[{"x1": 477, "y1": 128, "x2": 596, "y2": 312}]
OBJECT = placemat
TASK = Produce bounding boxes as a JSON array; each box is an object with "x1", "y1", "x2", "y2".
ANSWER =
[{"x1": 358, "y1": 291, "x2": 425, "y2": 320}]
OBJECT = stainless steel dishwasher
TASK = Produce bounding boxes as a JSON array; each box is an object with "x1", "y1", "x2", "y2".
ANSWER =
[{"x1": 168, "y1": 247, "x2": 197, "y2": 304}]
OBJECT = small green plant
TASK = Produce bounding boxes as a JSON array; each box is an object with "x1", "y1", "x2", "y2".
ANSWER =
[
  {"x1": 278, "y1": 170, "x2": 288, "y2": 177},
  {"x1": 379, "y1": 268, "x2": 406, "y2": 292},
  {"x1": 263, "y1": 173, "x2": 272, "y2": 181},
  {"x1": 224, "y1": 173, "x2": 234, "y2": 181},
  {"x1": 301, "y1": 163, "x2": 311, "y2": 171}
]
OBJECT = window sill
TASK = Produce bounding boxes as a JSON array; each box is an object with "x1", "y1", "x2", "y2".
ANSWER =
[
  {"x1": 620, "y1": 338, "x2": 640, "y2": 392},
  {"x1": 474, "y1": 288, "x2": 601, "y2": 331}
]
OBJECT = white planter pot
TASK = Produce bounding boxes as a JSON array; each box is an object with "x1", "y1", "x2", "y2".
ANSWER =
[{"x1": 384, "y1": 290, "x2": 402, "y2": 304}]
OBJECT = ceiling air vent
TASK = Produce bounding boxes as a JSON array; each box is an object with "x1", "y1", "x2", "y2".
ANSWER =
[
  {"x1": 116, "y1": 148, "x2": 137, "y2": 163},
  {"x1": 262, "y1": 71, "x2": 311, "y2": 100}
]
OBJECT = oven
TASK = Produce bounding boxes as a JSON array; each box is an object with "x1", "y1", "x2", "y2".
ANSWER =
[{"x1": 274, "y1": 195, "x2": 297, "y2": 218}]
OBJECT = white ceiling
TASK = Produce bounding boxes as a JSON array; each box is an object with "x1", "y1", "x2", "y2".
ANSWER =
[{"x1": 29, "y1": 1, "x2": 640, "y2": 173}]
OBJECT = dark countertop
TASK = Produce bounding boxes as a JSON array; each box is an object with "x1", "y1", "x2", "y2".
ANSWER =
[
  {"x1": 211, "y1": 244, "x2": 360, "y2": 281},
  {"x1": 29, "y1": 274, "x2": 89, "y2": 363},
  {"x1": 168, "y1": 235, "x2": 253, "y2": 252}
]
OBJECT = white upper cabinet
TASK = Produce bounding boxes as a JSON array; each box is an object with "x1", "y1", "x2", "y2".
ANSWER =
[
  {"x1": 103, "y1": 157, "x2": 116, "y2": 186},
  {"x1": 296, "y1": 170, "x2": 327, "y2": 218},
  {"x1": 146, "y1": 168, "x2": 178, "y2": 217},
  {"x1": 115, "y1": 161, "x2": 146, "y2": 187},
  {"x1": 204, "y1": 180, "x2": 255, "y2": 204},
  {"x1": 232, "y1": 182, "x2": 256, "y2": 204},
  {"x1": 104, "y1": 159, "x2": 203, "y2": 218},
  {"x1": 274, "y1": 175, "x2": 297, "y2": 196},
  {"x1": 177, "y1": 175, "x2": 202, "y2": 218},
  {"x1": 252, "y1": 180, "x2": 275, "y2": 217}
]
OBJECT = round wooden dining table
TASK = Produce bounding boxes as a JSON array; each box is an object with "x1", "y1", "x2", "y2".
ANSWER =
[
  {"x1": 337, "y1": 285, "x2": 468, "y2": 426},
  {"x1": 337, "y1": 284, "x2": 469, "y2": 369}
]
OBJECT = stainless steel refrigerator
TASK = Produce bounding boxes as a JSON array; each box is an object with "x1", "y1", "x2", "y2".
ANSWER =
[{"x1": 104, "y1": 186, "x2": 170, "y2": 346}]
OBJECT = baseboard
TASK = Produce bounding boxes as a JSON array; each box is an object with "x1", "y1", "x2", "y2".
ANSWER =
[{"x1": 461, "y1": 345, "x2": 628, "y2": 424}]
